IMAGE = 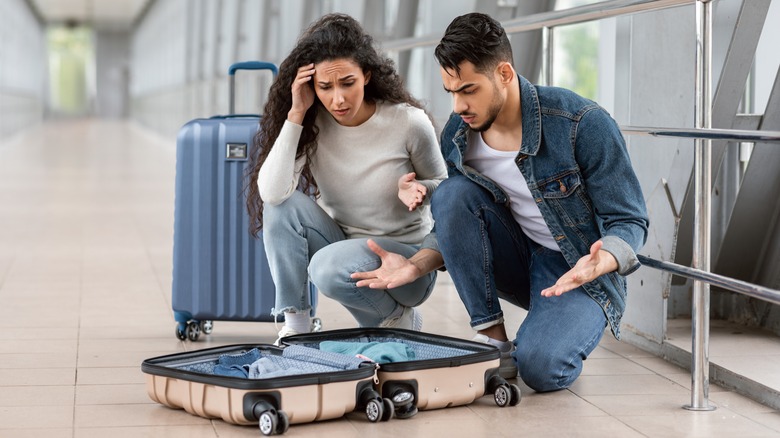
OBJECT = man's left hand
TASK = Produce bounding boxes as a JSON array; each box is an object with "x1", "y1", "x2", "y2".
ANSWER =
[
  {"x1": 351, "y1": 239, "x2": 421, "y2": 289},
  {"x1": 540, "y1": 240, "x2": 618, "y2": 297}
]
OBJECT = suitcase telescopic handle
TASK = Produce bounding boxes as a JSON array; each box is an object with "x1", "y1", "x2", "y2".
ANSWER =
[{"x1": 228, "y1": 61, "x2": 279, "y2": 115}]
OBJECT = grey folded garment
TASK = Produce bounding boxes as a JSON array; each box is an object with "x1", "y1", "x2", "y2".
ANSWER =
[
  {"x1": 212, "y1": 345, "x2": 366, "y2": 379},
  {"x1": 248, "y1": 357, "x2": 303, "y2": 379}
]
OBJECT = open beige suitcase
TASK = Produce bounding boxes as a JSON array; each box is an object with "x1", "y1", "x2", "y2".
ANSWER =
[
  {"x1": 142, "y1": 329, "x2": 521, "y2": 435},
  {"x1": 282, "y1": 328, "x2": 522, "y2": 419},
  {"x1": 141, "y1": 344, "x2": 385, "y2": 435}
]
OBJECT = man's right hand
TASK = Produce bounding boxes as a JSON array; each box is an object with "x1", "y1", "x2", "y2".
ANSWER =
[{"x1": 351, "y1": 239, "x2": 422, "y2": 289}]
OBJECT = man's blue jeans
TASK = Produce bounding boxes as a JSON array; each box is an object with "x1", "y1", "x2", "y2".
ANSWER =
[
  {"x1": 263, "y1": 191, "x2": 437, "y2": 327},
  {"x1": 431, "y1": 175, "x2": 607, "y2": 392}
]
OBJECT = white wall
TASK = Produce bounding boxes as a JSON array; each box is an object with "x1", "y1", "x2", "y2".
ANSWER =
[
  {"x1": 0, "y1": 0, "x2": 46, "y2": 139},
  {"x1": 95, "y1": 31, "x2": 130, "y2": 118}
]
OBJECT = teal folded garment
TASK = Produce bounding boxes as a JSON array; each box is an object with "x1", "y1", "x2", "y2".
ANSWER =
[{"x1": 319, "y1": 341, "x2": 415, "y2": 364}]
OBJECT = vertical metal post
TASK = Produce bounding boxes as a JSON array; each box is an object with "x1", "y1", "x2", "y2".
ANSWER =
[
  {"x1": 541, "y1": 26, "x2": 553, "y2": 86},
  {"x1": 685, "y1": 0, "x2": 715, "y2": 412}
]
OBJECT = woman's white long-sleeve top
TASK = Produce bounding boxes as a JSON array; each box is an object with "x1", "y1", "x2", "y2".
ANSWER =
[{"x1": 257, "y1": 102, "x2": 447, "y2": 244}]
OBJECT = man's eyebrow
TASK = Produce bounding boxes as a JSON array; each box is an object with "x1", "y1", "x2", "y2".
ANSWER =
[{"x1": 443, "y1": 83, "x2": 475, "y2": 93}]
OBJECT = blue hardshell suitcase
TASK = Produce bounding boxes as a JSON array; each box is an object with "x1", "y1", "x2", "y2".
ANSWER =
[{"x1": 172, "y1": 62, "x2": 317, "y2": 341}]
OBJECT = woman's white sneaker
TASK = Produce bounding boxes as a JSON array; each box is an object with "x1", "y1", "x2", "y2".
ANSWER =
[{"x1": 379, "y1": 306, "x2": 422, "y2": 331}]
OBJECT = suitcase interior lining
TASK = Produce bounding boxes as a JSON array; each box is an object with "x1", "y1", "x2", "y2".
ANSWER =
[{"x1": 167, "y1": 345, "x2": 367, "y2": 378}]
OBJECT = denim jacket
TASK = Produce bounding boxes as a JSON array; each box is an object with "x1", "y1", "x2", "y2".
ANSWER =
[{"x1": 425, "y1": 74, "x2": 648, "y2": 338}]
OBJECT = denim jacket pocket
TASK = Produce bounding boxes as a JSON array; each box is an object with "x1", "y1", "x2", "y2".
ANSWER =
[{"x1": 539, "y1": 171, "x2": 593, "y2": 226}]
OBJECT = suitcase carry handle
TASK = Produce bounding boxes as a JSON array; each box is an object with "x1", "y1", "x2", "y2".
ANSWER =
[
  {"x1": 228, "y1": 61, "x2": 279, "y2": 115},
  {"x1": 228, "y1": 61, "x2": 279, "y2": 76}
]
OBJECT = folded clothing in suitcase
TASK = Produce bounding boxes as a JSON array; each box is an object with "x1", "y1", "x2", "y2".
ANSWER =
[
  {"x1": 141, "y1": 343, "x2": 389, "y2": 436},
  {"x1": 282, "y1": 328, "x2": 522, "y2": 418}
]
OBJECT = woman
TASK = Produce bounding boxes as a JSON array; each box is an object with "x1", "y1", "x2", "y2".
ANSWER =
[{"x1": 245, "y1": 13, "x2": 446, "y2": 342}]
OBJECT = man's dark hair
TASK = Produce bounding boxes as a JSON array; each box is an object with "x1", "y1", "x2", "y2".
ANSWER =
[{"x1": 434, "y1": 13, "x2": 513, "y2": 75}]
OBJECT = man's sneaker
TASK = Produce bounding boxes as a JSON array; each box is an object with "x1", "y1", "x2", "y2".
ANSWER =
[
  {"x1": 472, "y1": 333, "x2": 518, "y2": 379},
  {"x1": 379, "y1": 306, "x2": 423, "y2": 331}
]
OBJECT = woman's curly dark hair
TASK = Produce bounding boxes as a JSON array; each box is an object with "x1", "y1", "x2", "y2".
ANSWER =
[{"x1": 245, "y1": 13, "x2": 424, "y2": 237}]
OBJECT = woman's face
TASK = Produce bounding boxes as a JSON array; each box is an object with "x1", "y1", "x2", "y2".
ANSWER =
[{"x1": 312, "y1": 58, "x2": 373, "y2": 126}]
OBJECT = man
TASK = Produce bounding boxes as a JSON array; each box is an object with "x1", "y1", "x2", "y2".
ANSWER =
[{"x1": 352, "y1": 13, "x2": 648, "y2": 392}]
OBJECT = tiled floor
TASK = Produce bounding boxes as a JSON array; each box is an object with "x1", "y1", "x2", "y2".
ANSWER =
[{"x1": 1, "y1": 119, "x2": 779, "y2": 437}]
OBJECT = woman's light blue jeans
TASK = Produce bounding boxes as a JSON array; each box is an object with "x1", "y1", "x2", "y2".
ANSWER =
[
  {"x1": 430, "y1": 175, "x2": 607, "y2": 392},
  {"x1": 262, "y1": 191, "x2": 437, "y2": 327}
]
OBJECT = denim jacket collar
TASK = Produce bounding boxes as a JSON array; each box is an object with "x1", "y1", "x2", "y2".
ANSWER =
[
  {"x1": 518, "y1": 74, "x2": 542, "y2": 157},
  {"x1": 449, "y1": 75, "x2": 541, "y2": 157}
]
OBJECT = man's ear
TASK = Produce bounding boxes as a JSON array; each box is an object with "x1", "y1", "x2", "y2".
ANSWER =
[{"x1": 496, "y1": 62, "x2": 515, "y2": 84}]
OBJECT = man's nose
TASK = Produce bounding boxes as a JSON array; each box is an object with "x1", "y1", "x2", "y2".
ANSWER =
[{"x1": 453, "y1": 94, "x2": 467, "y2": 114}]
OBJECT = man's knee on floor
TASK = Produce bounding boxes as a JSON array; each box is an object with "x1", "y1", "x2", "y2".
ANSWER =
[{"x1": 515, "y1": 343, "x2": 583, "y2": 393}]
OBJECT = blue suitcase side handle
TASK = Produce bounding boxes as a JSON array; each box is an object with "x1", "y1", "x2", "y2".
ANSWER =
[{"x1": 229, "y1": 61, "x2": 278, "y2": 77}]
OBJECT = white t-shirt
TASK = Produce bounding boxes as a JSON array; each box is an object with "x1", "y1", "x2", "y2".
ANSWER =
[{"x1": 464, "y1": 131, "x2": 560, "y2": 251}]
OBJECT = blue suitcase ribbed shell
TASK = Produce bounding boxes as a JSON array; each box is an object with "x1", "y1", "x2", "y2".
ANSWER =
[{"x1": 172, "y1": 115, "x2": 278, "y2": 322}]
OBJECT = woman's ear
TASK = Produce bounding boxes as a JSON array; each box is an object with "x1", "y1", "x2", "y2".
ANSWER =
[{"x1": 364, "y1": 70, "x2": 372, "y2": 85}]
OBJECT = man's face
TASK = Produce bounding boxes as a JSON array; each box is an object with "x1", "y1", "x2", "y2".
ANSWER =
[{"x1": 440, "y1": 61, "x2": 504, "y2": 132}]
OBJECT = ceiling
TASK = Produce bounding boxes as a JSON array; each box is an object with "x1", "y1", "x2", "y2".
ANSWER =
[{"x1": 27, "y1": 0, "x2": 152, "y2": 31}]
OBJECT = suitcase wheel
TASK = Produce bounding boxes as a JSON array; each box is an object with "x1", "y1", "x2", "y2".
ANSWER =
[
  {"x1": 394, "y1": 403, "x2": 418, "y2": 419},
  {"x1": 493, "y1": 383, "x2": 511, "y2": 407},
  {"x1": 175, "y1": 325, "x2": 187, "y2": 341},
  {"x1": 486, "y1": 375, "x2": 520, "y2": 407},
  {"x1": 381, "y1": 398, "x2": 394, "y2": 421},
  {"x1": 185, "y1": 321, "x2": 201, "y2": 342},
  {"x1": 258, "y1": 408, "x2": 288, "y2": 436},
  {"x1": 258, "y1": 409, "x2": 277, "y2": 436},
  {"x1": 364, "y1": 397, "x2": 395, "y2": 423},
  {"x1": 509, "y1": 383, "x2": 522, "y2": 406},
  {"x1": 276, "y1": 410, "x2": 290, "y2": 434},
  {"x1": 365, "y1": 398, "x2": 383, "y2": 423},
  {"x1": 382, "y1": 383, "x2": 417, "y2": 419},
  {"x1": 493, "y1": 382, "x2": 521, "y2": 407},
  {"x1": 200, "y1": 320, "x2": 214, "y2": 334}
]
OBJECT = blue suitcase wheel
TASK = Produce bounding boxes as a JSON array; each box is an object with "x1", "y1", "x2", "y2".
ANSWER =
[
  {"x1": 185, "y1": 322, "x2": 201, "y2": 342},
  {"x1": 200, "y1": 320, "x2": 214, "y2": 334},
  {"x1": 175, "y1": 325, "x2": 187, "y2": 340}
]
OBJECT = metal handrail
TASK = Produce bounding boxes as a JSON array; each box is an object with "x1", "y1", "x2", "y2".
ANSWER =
[
  {"x1": 621, "y1": 126, "x2": 780, "y2": 142},
  {"x1": 638, "y1": 256, "x2": 780, "y2": 307},
  {"x1": 382, "y1": 0, "x2": 693, "y2": 52}
]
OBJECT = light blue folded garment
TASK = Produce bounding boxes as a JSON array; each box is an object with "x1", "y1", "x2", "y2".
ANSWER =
[{"x1": 319, "y1": 341, "x2": 415, "y2": 364}]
